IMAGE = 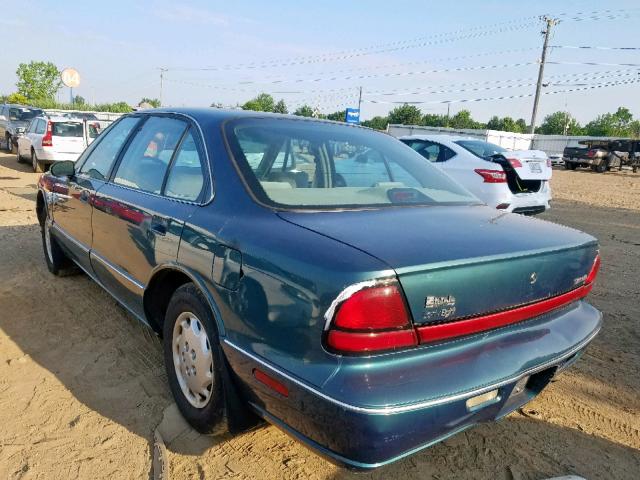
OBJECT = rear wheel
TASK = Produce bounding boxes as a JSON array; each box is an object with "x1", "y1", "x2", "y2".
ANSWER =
[
  {"x1": 594, "y1": 163, "x2": 607, "y2": 173},
  {"x1": 163, "y1": 283, "x2": 230, "y2": 434},
  {"x1": 31, "y1": 150, "x2": 44, "y2": 173},
  {"x1": 3, "y1": 134, "x2": 11, "y2": 152}
]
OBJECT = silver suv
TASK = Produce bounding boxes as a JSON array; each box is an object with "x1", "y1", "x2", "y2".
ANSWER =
[{"x1": 0, "y1": 104, "x2": 44, "y2": 153}]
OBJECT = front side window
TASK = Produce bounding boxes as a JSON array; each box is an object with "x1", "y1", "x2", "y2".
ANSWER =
[
  {"x1": 454, "y1": 140, "x2": 507, "y2": 160},
  {"x1": 225, "y1": 118, "x2": 479, "y2": 209},
  {"x1": 79, "y1": 116, "x2": 140, "y2": 180},
  {"x1": 9, "y1": 108, "x2": 42, "y2": 121},
  {"x1": 114, "y1": 116, "x2": 187, "y2": 194},
  {"x1": 164, "y1": 129, "x2": 206, "y2": 202}
]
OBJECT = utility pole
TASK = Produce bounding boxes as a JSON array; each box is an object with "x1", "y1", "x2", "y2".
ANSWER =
[
  {"x1": 530, "y1": 16, "x2": 558, "y2": 134},
  {"x1": 158, "y1": 68, "x2": 168, "y2": 106},
  {"x1": 357, "y1": 86, "x2": 362, "y2": 112},
  {"x1": 446, "y1": 102, "x2": 451, "y2": 127}
]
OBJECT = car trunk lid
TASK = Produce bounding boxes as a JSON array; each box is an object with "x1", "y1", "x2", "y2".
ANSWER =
[
  {"x1": 501, "y1": 150, "x2": 552, "y2": 181},
  {"x1": 50, "y1": 121, "x2": 86, "y2": 154},
  {"x1": 279, "y1": 206, "x2": 597, "y2": 329}
]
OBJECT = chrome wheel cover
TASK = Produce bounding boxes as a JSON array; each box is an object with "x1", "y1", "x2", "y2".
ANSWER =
[{"x1": 172, "y1": 312, "x2": 214, "y2": 408}]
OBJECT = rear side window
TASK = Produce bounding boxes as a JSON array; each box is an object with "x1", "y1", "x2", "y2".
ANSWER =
[
  {"x1": 79, "y1": 117, "x2": 139, "y2": 180},
  {"x1": 113, "y1": 116, "x2": 188, "y2": 194},
  {"x1": 403, "y1": 140, "x2": 456, "y2": 163},
  {"x1": 52, "y1": 122, "x2": 83, "y2": 137},
  {"x1": 35, "y1": 120, "x2": 46, "y2": 134},
  {"x1": 164, "y1": 129, "x2": 205, "y2": 202}
]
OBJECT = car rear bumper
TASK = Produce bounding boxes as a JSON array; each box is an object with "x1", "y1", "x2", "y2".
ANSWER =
[
  {"x1": 37, "y1": 150, "x2": 82, "y2": 163},
  {"x1": 223, "y1": 300, "x2": 602, "y2": 469}
]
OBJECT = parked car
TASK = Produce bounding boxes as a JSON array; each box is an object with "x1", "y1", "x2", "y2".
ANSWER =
[
  {"x1": 37, "y1": 109, "x2": 602, "y2": 470},
  {"x1": 548, "y1": 153, "x2": 564, "y2": 167},
  {"x1": 564, "y1": 140, "x2": 638, "y2": 173},
  {"x1": 399, "y1": 135, "x2": 552, "y2": 215},
  {"x1": 17, "y1": 116, "x2": 91, "y2": 172},
  {"x1": 0, "y1": 104, "x2": 44, "y2": 153}
]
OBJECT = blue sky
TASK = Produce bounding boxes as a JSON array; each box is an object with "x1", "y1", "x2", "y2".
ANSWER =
[{"x1": 2, "y1": 0, "x2": 639, "y2": 123}]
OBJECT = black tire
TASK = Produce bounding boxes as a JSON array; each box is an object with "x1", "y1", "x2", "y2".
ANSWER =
[
  {"x1": 163, "y1": 283, "x2": 230, "y2": 435},
  {"x1": 594, "y1": 163, "x2": 607, "y2": 173},
  {"x1": 569, "y1": 162, "x2": 577, "y2": 170},
  {"x1": 564, "y1": 161, "x2": 571, "y2": 170},
  {"x1": 41, "y1": 219, "x2": 77, "y2": 276},
  {"x1": 31, "y1": 150, "x2": 44, "y2": 173},
  {"x1": 9, "y1": 136, "x2": 17, "y2": 155},
  {"x1": 16, "y1": 146, "x2": 23, "y2": 163},
  {"x1": 4, "y1": 134, "x2": 11, "y2": 152}
]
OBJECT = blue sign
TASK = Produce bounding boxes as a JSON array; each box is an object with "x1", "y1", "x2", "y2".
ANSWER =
[{"x1": 345, "y1": 108, "x2": 360, "y2": 124}]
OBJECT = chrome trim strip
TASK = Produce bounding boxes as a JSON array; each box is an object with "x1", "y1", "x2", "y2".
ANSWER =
[
  {"x1": 90, "y1": 250, "x2": 145, "y2": 291},
  {"x1": 50, "y1": 223, "x2": 90, "y2": 253},
  {"x1": 223, "y1": 324, "x2": 601, "y2": 415}
]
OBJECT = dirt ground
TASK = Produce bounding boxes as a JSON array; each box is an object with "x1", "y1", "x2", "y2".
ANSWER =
[{"x1": 0, "y1": 153, "x2": 638, "y2": 480}]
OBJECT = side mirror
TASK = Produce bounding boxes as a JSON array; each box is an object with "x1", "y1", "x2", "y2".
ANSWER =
[{"x1": 50, "y1": 161, "x2": 75, "y2": 177}]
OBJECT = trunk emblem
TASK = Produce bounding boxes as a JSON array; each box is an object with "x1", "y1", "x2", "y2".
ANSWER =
[{"x1": 530, "y1": 272, "x2": 538, "y2": 285}]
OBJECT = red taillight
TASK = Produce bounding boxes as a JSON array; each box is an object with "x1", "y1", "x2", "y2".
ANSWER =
[
  {"x1": 42, "y1": 121, "x2": 53, "y2": 147},
  {"x1": 507, "y1": 158, "x2": 522, "y2": 168},
  {"x1": 326, "y1": 284, "x2": 417, "y2": 354},
  {"x1": 546, "y1": 158, "x2": 552, "y2": 168},
  {"x1": 584, "y1": 254, "x2": 601, "y2": 291},
  {"x1": 586, "y1": 149, "x2": 596, "y2": 158},
  {"x1": 474, "y1": 169, "x2": 507, "y2": 183}
]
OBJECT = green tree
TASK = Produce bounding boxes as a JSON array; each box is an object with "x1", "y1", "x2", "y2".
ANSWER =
[
  {"x1": 388, "y1": 104, "x2": 422, "y2": 125},
  {"x1": 293, "y1": 105, "x2": 314, "y2": 117},
  {"x1": 325, "y1": 110, "x2": 345, "y2": 122},
  {"x1": 7, "y1": 92, "x2": 29, "y2": 104},
  {"x1": 273, "y1": 99, "x2": 288, "y2": 114},
  {"x1": 362, "y1": 116, "x2": 389, "y2": 130},
  {"x1": 539, "y1": 111, "x2": 582, "y2": 135},
  {"x1": 242, "y1": 93, "x2": 275, "y2": 112},
  {"x1": 74, "y1": 95, "x2": 86, "y2": 105},
  {"x1": 422, "y1": 113, "x2": 447, "y2": 127},
  {"x1": 448, "y1": 109, "x2": 482, "y2": 129},
  {"x1": 140, "y1": 97, "x2": 161, "y2": 108},
  {"x1": 584, "y1": 107, "x2": 635, "y2": 137},
  {"x1": 16, "y1": 61, "x2": 61, "y2": 101},
  {"x1": 516, "y1": 118, "x2": 528, "y2": 132}
]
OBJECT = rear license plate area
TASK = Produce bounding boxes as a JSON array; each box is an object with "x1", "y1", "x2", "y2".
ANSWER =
[{"x1": 529, "y1": 162, "x2": 542, "y2": 173}]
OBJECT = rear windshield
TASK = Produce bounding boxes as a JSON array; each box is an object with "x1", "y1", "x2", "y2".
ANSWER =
[
  {"x1": 52, "y1": 122, "x2": 83, "y2": 137},
  {"x1": 9, "y1": 108, "x2": 43, "y2": 122},
  {"x1": 454, "y1": 140, "x2": 506, "y2": 160},
  {"x1": 225, "y1": 118, "x2": 480, "y2": 210}
]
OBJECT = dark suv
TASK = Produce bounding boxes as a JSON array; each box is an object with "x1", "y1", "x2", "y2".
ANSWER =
[{"x1": 0, "y1": 104, "x2": 44, "y2": 152}]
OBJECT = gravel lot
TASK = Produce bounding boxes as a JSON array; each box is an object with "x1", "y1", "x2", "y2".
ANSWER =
[{"x1": 0, "y1": 152, "x2": 638, "y2": 479}]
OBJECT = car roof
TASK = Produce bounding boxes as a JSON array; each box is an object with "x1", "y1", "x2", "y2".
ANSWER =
[
  {"x1": 132, "y1": 107, "x2": 377, "y2": 131},
  {"x1": 399, "y1": 134, "x2": 480, "y2": 142}
]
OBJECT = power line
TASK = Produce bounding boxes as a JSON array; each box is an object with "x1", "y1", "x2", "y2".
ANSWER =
[
  {"x1": 547, "y1": 61, "x2": 640, "y2": 67},
  {"x1": 551, "y1": 45, "x2": 640, "y2": 51},
  {"x1": 362, "y1": 78, "x2": 640, "y2": 105}
]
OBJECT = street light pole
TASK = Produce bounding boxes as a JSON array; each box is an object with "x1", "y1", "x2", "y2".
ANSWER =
[
  {"x1": 158, "y1": 68, "x2": 168, "y2": 107},
  {"x1": 530, "y1": 16, "x2": 557, "y2": 134}
]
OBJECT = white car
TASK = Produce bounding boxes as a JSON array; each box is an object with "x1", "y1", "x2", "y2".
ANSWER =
[
  {"x1": 399, "y1": 135, "x2": 552, "y2": 215},
  {"x1": 16, "y1": 116, "x2": 90, "y2": 172}
]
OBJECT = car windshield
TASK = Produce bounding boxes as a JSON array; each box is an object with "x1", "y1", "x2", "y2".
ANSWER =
[
  {"x1": 9, "y1": 108, "x2": 43, "y2": 122},
  {"x1": 52, "y1": 122, "x2": 83, "y2": 137},
  {"x1": 455, "y1": 140, "x2": 507, "y2": 160},
  {"x1": 225, "y1": 118, "x2": 480, "y2": 210}
]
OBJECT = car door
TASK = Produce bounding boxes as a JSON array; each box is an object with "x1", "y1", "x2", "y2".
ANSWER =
[
  {"x1": 32, "y1": 119, "x2": 47, "y2": 156},
  {"x1": 50, "y1": 116, "x2": 141, "y2": 273},
  {"x1": 17, "y1": 119, "x2": 34, "y2": 157},
  {"x1": 90, "y1": 115, "x2": 205, "y2": 317}
]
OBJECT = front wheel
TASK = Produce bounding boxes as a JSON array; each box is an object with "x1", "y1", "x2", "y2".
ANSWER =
[
  {"x1": 594, "y1": 163, "x2": 607, "y2": 173},
  {"x1": 163, "y1": 283, "x2": 230, "y2": 435},
  {"x1": 41, "y1": 219, "x2": 77, "y2": 276}
]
